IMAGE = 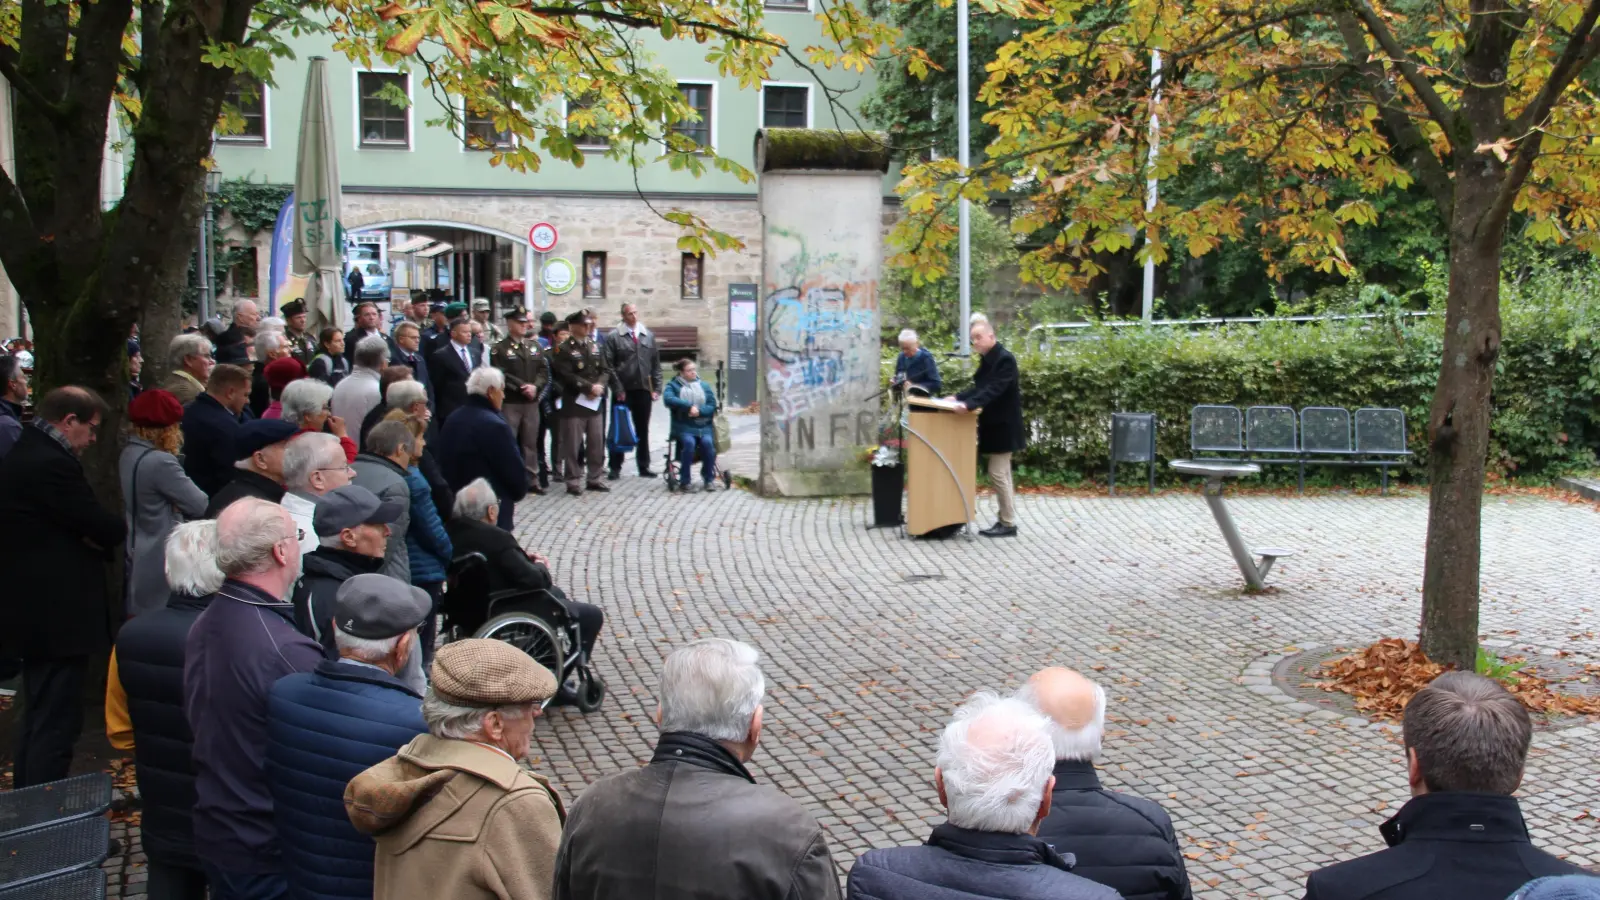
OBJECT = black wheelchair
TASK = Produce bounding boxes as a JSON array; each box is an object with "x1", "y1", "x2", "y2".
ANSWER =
[
  {"x1": 441, "y1": 552, "x2": 606, "y2": 712},
  {"x1": 664, "y1": 361, "x2": 733, "y2": 493}
]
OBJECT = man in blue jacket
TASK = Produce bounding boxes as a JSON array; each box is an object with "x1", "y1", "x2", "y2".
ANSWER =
[
  {"x1": 893, "y1": 329, "x2": 942, "y2": 397},
  {"x1": 436, "y1": 366, "x2": 529, "y2": 531},
  {"x1": 182, "y1": 363, "x2": 253, "y2": 496},
  {"x1": 266, "y1": 573, "x2": 431, "y2": 900},
  {"x1": 846, "y1": 692, "x2": 1119, "y2": 900},
  {"x1": 184, "y1": 498, "x2": 323, "y2": 900}
]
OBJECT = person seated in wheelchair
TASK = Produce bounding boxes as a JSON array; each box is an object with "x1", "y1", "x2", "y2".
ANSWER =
[
  {"x1": 445, "y1": 478, "x2": 604, "y2": 680},
  {"x1": 663, "y1": 358, "x2": 719, "y2": 492}
]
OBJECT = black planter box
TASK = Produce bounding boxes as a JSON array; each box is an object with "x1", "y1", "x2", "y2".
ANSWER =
[{"x1": 871, "y1": 464, "x2": 904, "y2": 527}]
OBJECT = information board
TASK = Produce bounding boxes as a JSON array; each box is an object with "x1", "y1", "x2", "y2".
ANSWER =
[{"x1": 727, "y1": 283, "x2": 758, "y2": 408}]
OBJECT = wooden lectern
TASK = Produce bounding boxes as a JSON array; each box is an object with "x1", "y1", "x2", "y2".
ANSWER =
[{"x1": 905, "y1": 396, "x2": 978, "y2": 536}]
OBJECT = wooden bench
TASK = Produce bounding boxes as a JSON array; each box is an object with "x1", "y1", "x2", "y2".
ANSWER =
[{"x1": 653, "y1": 325, "x2": 700, "y2": 360}]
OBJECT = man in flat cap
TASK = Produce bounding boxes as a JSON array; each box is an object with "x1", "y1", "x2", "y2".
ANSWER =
[
  {"x1": 346, "y1": 639, "x2": 563, "y2": 900},
  {"x1": 267, "y1": 572, "x2": 431, "y2": 900},
  {"x1": 491, "y1": 308, "x2": 547, "y2": 495},
  {"x1": 203, "y1": 418, "x2": 300, "y2": 517}
]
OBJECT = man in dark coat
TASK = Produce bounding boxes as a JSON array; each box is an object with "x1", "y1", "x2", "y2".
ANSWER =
[
  {"x1": 293, "y1": 485, "x2": 404, "y2": 655},
  {"x1": 184, "y1": 498, "x2": 323, "y2": 899},
  {"x1": 183, "y1": 363, "x2": 253, "y2": 496},
  {"x1": 555, "y1": 639, "x2": 839, "y2": 900},
  {"x1": 1025, "y1": 668, "x2": 1191, "y2": 900},
  {"x1": 115, "y1": 520, "x2": 224, "y2": 900},
  {"x1": 436, "y1": 368, "x2": 528, "y2": 530},
  {"x1": 950, "y1": 319, "x2": 1024, "y2": 537},
  {"x1": 600, "y1": 302, "x2": 662, "y2": 479},
  {"x1": 1304, "y1": 671, "x2": 1586, "y2": 900},
  {"x1": 0, "y1": 387, "x2": 125, "y2": 788},
  {"x1": 343, "y1": 302, "x2": 384, "y2": 369},
  {"x1": 846, "y1": 692, "x2": 1118, "y2": 900},
  {"x1": 0, "y1": 354, "x2": 28, "y2": 460},
  {"x1": 386, "y1": 321, "x2": 434, "y2": 409},
  {"x1": 427, "y1": 316, "x2": 484, "y2": 424},
  {"x1": 347, "y1": 266, "x2": 366, "y2": 303},
  {"x1": 202, "y1": 418, "x2": 299, "y2": 517},
  {"x1": 267, "y1": 573, "x2": 430, "y2": 900}
]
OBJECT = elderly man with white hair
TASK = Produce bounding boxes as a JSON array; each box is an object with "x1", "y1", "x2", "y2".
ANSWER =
[
  {"x1": 554, "y1": 638, "x2": 840, "y2": 900},
  {"x1": 183, "y1": 498, "x2": 323, "y2": 899},
  {"x1": 161, "y1": 332, "x2": 216, "y2": 406},
  {"x1": 281, "y1": 431, "x2": 353, "y2": 560},
  {"x1": 892, "y1": 328, "x2": 942, "y2": 396},
  {"x1": 108, "y1": 521, "x2": 227, "y2": 900},
  {"x1": 346, "y1": 638, "x2": 562, "y2": 900},
  {"x1": 846, "y1": 692, "x2": 1120, "y2": 900},
  {"x1": 1023, "y1": 667, "x2": 1191, "y2": 900},
  {"x1": 249, "y1": 329, "x2": 291, "y2": 418},
  {"x1": 332, "y1": 333, "x2": 391, "y2": 426},
  {"x1": 436, "y1": 366, "x2": 529, "y2": 530}
]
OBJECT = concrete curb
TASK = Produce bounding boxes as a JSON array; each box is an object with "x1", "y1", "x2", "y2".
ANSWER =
[{"x1": 1556, "y1": 475, "x2": 1600, "y2": 502}]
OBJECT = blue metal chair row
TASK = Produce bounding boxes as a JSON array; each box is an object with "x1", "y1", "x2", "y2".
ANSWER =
[{"x1": 1189, "y1": 405, "x2": 1412, "y2": 493}]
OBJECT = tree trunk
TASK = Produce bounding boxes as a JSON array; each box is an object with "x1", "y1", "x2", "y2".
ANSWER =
[
  {"x1": 141, "y1": 179, "x2": 206, "y2": 387},
  {"x1": 1419, "y1": 180, "x2": 1504, "y2": 671}
]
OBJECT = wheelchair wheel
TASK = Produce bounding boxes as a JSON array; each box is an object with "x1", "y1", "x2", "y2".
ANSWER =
[
  {"x1": 574, "y1": 667, "x2": 606, "y2": 713},
  {"x1": 666, "y1": 476, "x2": 679, "y2": 492},
  {"x1": 475, "y1": 610, "x2": 563, "y2": 679},
  {"x1": 720, "y1": 469, "x2": 732, "y2": 488}
]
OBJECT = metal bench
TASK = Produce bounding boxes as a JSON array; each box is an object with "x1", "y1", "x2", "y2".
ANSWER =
[
  {"x1": 1189, "y1": 405, "x2": 1412, "y2": 494},
  {"x1": 0, "y1": 869, "x2": 105, "y2": 900},
  {"x1": 0, "y1": 816, "x2": 109, "y2": 891},
  {"x1": 0, "y1": 773, "x2": 113, "y2": 840}
]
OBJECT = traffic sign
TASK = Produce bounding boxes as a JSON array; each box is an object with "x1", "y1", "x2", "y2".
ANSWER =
[
  {"x1": 528, "y1": 222, "x2": 558, "y2": 252},
  {"x1": 542, "y1": 257, "x2": 577, "y2": 294}
]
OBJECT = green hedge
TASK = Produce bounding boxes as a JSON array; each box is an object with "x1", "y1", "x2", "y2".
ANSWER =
[{"x1": 917, "y1": 268, "x2": 1600, "y2": 484}]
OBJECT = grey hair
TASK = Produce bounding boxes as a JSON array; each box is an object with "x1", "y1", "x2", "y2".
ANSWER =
[
  {"x1": 1404, "y1": 671, "x2": 1532, "y2": 795},
  {"x1": 168, "y1": 333, "x2": 212, "y2": 371},
  {"x1": 335, "y1": 630, "x2": 400, "y2": 663},
  {"x1": 257, "y1": 316, "x2": 286, "y2": 333},
  {"x1": 255, "y1": 331, "x2": 285, "y2": 357},
  {"x1": 282, "y1": 432, "x2": 343, "y2": 491},
  {"x1": 353, "y1": 334, "x2": 390, "y2": 370},
  {"x1": 165, "y1": 520, "x2": 225, "y2": 597},
  {"x1": 393, "y1": 321, "x2": 420, "y2": 338},
  {"x1": 280, "y1": 378, "x2": 333, "y2": 427},
  {"x1": 898, "y1": 329, "x2": 919, "y2": 344},
  {"x1": 367, "y1": 420, "x2": 417, "y2": 459},
  {"x1": 214, "y1": 498, "x2": 293, "y2": 577},
  {"x1": 421, "y1": 688, "x2": 527, "y2": 740},
  {"x1": 232, "y1": 299, "x2": 259, "y2": 320},
  {"x1": 1015, "y1": 680, "x2": 1106, "y2": 762},
  {"x1": 466, "y1": 366, "x2": 504, "y2": 397},
  {"x1": 937, "y1": 692, "x2": 1056, "y2": 834},
  {"x1": 658, "y1": 638, "x2": 764, "y2": 742},
  {"x1": 451, "y1": 478, "x2": 498, "y2": 521},
  {"x1": 386, "y1": 379, "x2": 427, "y2": 410}
]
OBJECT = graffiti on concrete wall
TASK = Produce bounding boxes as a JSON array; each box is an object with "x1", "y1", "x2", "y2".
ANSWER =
[{"x1": 762, "y1": 227, "x2": 880, "y2": 438}]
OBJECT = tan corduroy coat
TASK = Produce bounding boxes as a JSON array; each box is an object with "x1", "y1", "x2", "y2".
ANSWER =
[{"x1": 345, "y1": 734, "x2": 566, "y2": 900}]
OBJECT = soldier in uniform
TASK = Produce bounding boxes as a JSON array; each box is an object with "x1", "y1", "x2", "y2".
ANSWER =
[
  {"x1": 280, "y1": 299, "x2": 318, "y2": 366},
  {"x1": 491, "y1": 308, "x2": 547, "y2": 496},
  {"x1": 549, "y1": 311, "x2": 611, "y2": 495},
  {"x1": 536, "y1": 318, "x2": 570, "y2": 488}
]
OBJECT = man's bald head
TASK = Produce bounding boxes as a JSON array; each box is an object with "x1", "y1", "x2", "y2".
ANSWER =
[{"x1": 1020, "y1": 667, "x2": 1106, "y2": 762}]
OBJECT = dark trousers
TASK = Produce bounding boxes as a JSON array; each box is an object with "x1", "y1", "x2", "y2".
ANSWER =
[
  {"x1": 560, "y1": 412, "x2": 605, "y2": 490},
  {"x1": 496, "y1": 493, "x2": 515, "y2": 531},
  {"x1": 570, "y1": 600, "x2": 604, "y2": 658},
  {"x1": 203, "y1": 865, "x2": 289, "y2": 900},
  {"x1": 419, "y1": 582, "x2": 444, "y2": 669},
  {"x1": 12, "y1": 656, "x2": 88, "y2": 788},
  {"x1": 148, "y1": 861, "x2": 209, "y2": 900},
  {"x1": 608, "y1": 389, "x2": 655, "y2": 474},
  {"x1": 538, "y1": 408, "x2": 558, "y2": 481}
]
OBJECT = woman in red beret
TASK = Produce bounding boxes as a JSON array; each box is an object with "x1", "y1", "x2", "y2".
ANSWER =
[
  {"x1": 261, "y1": 356, "x2": 308, "y2": 421},
  {"x1": 119, "y1": 389, "x2": 209, "y2": 616}
]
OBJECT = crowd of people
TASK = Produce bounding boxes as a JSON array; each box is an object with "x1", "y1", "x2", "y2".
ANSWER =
[{"x1": 2, "y1": 298, "x2": 1596, "y2": 900}]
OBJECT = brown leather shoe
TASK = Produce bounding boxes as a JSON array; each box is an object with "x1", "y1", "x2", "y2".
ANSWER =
[{"x1": 586, "y1": 482, "x2": 612, "y2": 492}]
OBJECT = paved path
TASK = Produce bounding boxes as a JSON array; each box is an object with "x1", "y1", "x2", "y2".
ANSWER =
[
  {"x1": 513, "y1": 471, "x2": 1600, "y2": 898},
  {"x1": 100, "y1": 419, "x2": 1600, "y2": 899}
]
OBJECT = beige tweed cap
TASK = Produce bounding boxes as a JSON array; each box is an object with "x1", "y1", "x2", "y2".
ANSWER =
[{"x1": 430, "y1": 638, "x2": 557, "y2": 706}]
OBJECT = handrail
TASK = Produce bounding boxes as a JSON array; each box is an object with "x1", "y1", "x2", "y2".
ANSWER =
[{"x1": 1025, "y1": 311, "x2": 1436, "y2": 353}]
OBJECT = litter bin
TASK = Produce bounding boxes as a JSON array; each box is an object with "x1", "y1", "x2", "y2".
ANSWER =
[{"x1": 871, "y1": 464, "x2": 904, "y2": 528}]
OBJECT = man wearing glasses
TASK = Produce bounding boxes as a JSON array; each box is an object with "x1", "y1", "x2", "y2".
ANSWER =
[{"x1": 161, "y1": 332, "x2": 217, "y2": 406}]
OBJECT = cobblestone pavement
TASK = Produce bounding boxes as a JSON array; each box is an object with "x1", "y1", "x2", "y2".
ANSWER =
[{"x1": 100, "y1": 413, "x2": 1600, "y2": 899}]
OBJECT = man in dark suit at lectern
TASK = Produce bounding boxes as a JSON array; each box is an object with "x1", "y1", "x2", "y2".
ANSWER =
[{"x1": 947, "y1": 319, "x2": 1024, "y2": 537}]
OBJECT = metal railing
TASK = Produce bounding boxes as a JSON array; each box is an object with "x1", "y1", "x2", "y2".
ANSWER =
[{"x1": 1025, "y1": 311, "x2": 1436, "y2": 354}]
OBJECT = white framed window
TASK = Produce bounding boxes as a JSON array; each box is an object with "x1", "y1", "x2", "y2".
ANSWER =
[
  {"x1": 672, "y1": 81, "x2": 717, "y2": 152},
  {"x1": 356, "y1": 70, "x2": 412, "y2": 150},
  {"x1": 759, "y1": 82, "x2": 812, "y2": 129},
  {"x1": 563, "y1": 96, "x2": 612, "y2": 150},
  {"x1": 764, "y1": 0, "x2": 812, "y2": 10},
  {"x1": 460, "y1": 98, "x2": 514, "y2": 151},
  {"x1": 217, "y1": 75, "x2": 269, "y2": 146}
]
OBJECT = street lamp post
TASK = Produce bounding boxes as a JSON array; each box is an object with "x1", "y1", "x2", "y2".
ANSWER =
[
  {"x1": 1141, "y1": 51, "x2": 1161, "y2": 323},
  {"x1": 198, "y1": 169, "x2": 222, "y2": 323}
]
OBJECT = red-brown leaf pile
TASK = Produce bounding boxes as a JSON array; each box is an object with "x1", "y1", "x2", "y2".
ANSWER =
[{"x1": 1315, "y1": 638, "x2": 1600, "y2": 722}]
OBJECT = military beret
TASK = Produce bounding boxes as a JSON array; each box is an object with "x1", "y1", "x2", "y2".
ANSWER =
[
  {"x1": 430, "y1": 638, "x2": 557, "y2": 707},
  {"x1": 280, "y1": 299, "x2": 306, "y2": 316}
]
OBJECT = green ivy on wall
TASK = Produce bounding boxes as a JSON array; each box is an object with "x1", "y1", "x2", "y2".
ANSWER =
[{"x1": 210, "y1": 179, "x2": 293, "y2": 301}]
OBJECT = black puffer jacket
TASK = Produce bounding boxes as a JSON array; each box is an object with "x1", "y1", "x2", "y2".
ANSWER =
[
  {"x1": 1035, "y1": 759, "x2": 1192, "y2": 900},
  {"x1": 115, "y1": 591, "x2": 213, "y2": 868},
  {"x1": 293, "y1": 546, "x2": 384, "y2": 655}
]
